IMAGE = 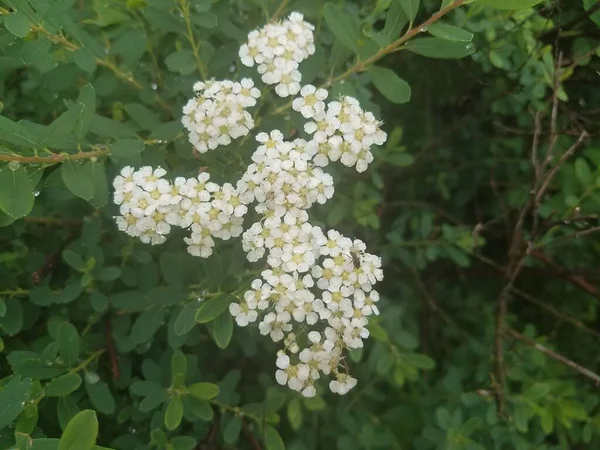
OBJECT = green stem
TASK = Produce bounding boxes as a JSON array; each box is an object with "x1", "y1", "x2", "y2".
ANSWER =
[
  {"x1": 68, "y1": 349, "x2": 106, "y2": 374},
  {"x1": 0, "y1": 149, "x2": 110, "y2": 165},
  {"x1": 180, "y1": 0, "x2": 208, "y2": 79}
]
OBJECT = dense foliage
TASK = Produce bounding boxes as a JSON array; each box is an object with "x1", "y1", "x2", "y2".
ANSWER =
[{"x1": 1, "y1": 0, "x2": 600, "y2": 449}]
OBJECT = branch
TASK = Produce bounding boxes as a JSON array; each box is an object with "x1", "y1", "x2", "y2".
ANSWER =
[
  {"x1": 270, "y1": 0, "x2": 289, "y2": 22},
  {"x1": 0, "y1": 149, "x2": 110, "y2": 165},
  {"x1": 31, "y1": 230, "x2": 79, "y2": 285},
  {"x1": 506, "y1": 329, "x2": 600, "y2": 386},
  {"x1": 327, "y1": 0, "x2": 467, "y2": 86},
  {"x1": 534, "y1": 130, "x2": 589, "y2": 205},
  {"x1": 105, "y1": 316, "x2": 120, "y2": 381}
]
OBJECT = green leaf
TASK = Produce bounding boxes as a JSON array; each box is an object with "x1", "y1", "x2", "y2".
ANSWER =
[
  {"x1": 428, "y1": 23, "x2": 474, "y2": 42},
  {"x1": 45, "y1": 373, "x2": 82, "y2": 397},
  {"x1": 77, "y1": 84, "x2": 96, "y2": 142},
  {"x1": 575, "y1": 158, "x2": 592, "y2": 185},
  {"x1": 405, "y1": 37, "x2": 475, "y2": 59},
  {"x1": 263, "y1": 425, "x2": 285, "y2": 450},
  {"x1": 0, "y1": 167, "x2": 35, "y2": 219},
  {"x1": 36, "y1": 103, "x2": 83, "y2": 147},
  {"x1": 223, "y1": 415, "x2": 242, "y2": 444},
  {"x1": 60, "y1": 161, "x2": 94, "y2": 201},
  {"x1": 195, "y1": 295, "x2": 233, "y2": 323},
  {"x1": 164, "y1": 396, "x2": 183, "y2": 431},
  {"x1": 187, "y1": 382, "x2": 220, "y2": 400},
  {"x1": 287, "y1": 398, "x2": 303, "y2": 431},
  {"x1": 477, "y1": 0, "x2": 544, "y2": 10},
  {"x1": 397, "y1": 0, "x2": 419, "y2": 24},
  {"x1": 170, "y1": 436, "x2": 197, "y2": 450},
  {"x1": 62, "y1": 250, "x2": 84, "y2": 271},
  {"x1": 165, "y1": 50, "x2": 196, "y2": 74},
  {"x1": 171, "y1": 350, "x2": 187, "y2": 381},
  {"x1": 85, "y1": 381, "x2": 116, "y2": 415},
  {"x1": 404, "y1": 352, "x2": 435, "y2": 370},
  {"x1": 130, "y1": 308, "x2": 167, "y2": 345},
  {"x1": 174, "y1": 301, "x2": 200, "y2": 336},
  {"x1": 370, "y1": 66, "x2": 411, "y2": 104},
  {"x1": 0, "y1": 115, "x2": 37, "y2": 147},
  {"x1": 212, "y1": 310, "x2": 233, "y2": 349},
  {"x1": 60, "y1": 160, "x2": 107, "y2": 207},
  {"x1": 324, "y1": 3, "x2": 360, "y2": 53},
  {"x1": 73, "y1": 49, "x2": 97, "y2": 73},
  {"x1": 58, "y1": 410, "x2": 98, "y2": 450},
  {"x1": 57, "y1": 323, "x2": 80, "y2": 367},
  {"x1": 109, "y1": 139, "x2": 144, "y2": 165},
  {"x1": 5, "y1": 11, "x2": 30, "y2": 37},
  {"x1": 0, "y1": 376, "x2": 32, "y2": 431},
  {"x1": 125, "y1": 103, "x2": 161, "y2": 130}
]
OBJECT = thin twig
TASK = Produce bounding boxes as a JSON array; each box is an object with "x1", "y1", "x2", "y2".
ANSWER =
[
  {"x1": 31, "y1": 230, "x2": 79, "y2": 285},
  {"x1": 505, "y1": 329, "x2": 600, "y2": 385},
  {"x1": 270, "y1": 0, "x2": 289, "y2": 22},
  {"x1": 242, "y1": 421, "x2": 263, "y2": 450},
  {"x1": 0, "y1": 149, "x2": 110, "y2": 165},
  {"x1": 534, "y1": 130, "x2": 588, "y2": 205}
]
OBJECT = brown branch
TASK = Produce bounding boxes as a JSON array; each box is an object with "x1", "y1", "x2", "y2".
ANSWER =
[
  {"x1": 0, "y1": 149, "x2": 110, "y2": 165},
  {"x1": 505, "y1": 329, "x2": 600, "y2": 386},
  {"x1": 327, "y1": 0, "x2": 467, "y2": 85},
  {"x1": 242, "y1": 421, "x2": 263, "y2": 450},
  {"x1": 105, "y1": 316, "x2": 120, "y2": 381},
  {"x1": 530, "y1": 249, "x2": 600, "y2": 302},
  {"x1": 31, "y1": 230, "x2": 79, "y2": 285},
  {"x1": 534, "y1": 130, "x2": 589, "y2": 206},
  {"x1": 23, "y1": 216, "x2": 83, "y2": 226}
]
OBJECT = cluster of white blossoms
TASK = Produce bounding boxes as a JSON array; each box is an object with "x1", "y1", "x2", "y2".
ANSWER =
[
  {"x1": 112, "y1": 167, "x2": 250, "y2": 257},
  {"x1": 239, "y1": 12, "x2": 315, "y2": 98},
  {"x1": 182, "y1": 78, "x2": 260, "y2": 153},
  {"x1": 113, "y1": 12, "x2": 387, "y2": 397}
]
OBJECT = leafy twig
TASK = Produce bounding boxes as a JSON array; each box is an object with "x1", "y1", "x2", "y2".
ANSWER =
[
  {"x1": 0, "y1": 149, "x2": 110, "y2": 165},
  {"x1": 179, "y1": 0, "x2": 209, "y2": 80}
]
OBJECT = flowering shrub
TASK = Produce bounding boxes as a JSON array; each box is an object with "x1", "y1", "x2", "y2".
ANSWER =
[
  {"x1": 112, "y1": 13, "x2": 386, "y2": 398},
  {"x1": 5, "y1": 1, "x2": 600, "y2": 450}
]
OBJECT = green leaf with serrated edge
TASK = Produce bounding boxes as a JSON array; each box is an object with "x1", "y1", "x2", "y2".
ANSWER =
[
  {"x1": 58, "y1": 410, "x2": 98, "y2": 450},
  {"x1": 370, "y1": 66, "x2": 411, "y2": 104},
  {"x1": 85, "y1": 381, "x2": 116, "y2": 415},
  {"x1": 428, "y1": 23, "x2": 473, "y2": 42},
  {"x1": 36, "y1": 103, "x2": 83, "y2": 147},
  {"x1": 77, "y1": 84, "x2": 96, "y2": 142},
  {"x1": 0, "y1": 115, "x2": 37, "y2": 147},
  {"x1": 187, "y1": 382, "x2": 220, "y2": 400},
  {"x1": 212, "y1": 310, "x2": 233, "y2": 349},
  {"x1": 477, "y1": 0, "x2": 544, "y2": 10},
  {"x1": 323, "y1": 3, "x2": 360, "y2": 52},
  {"x1": 404, "y1": 37, "x2": 475, "y2": 59},
  {"x1": 45, "y1": 373, "x2": 82, "y2": 397},
  {"x1": 0, "y1": 167, "x2": 35, "y2": 219},
  {"x1": 57, "y1": 323, "x2": 80, "y2": 367},
  {"x1": 263, "y1": 425, "x2": 284, "y2": 450},
  {"x1": 5, "y1": 11, "x2": 30, "y2": 37},
  {"x1": 195, "y1": 295, "x2": 233, "y2": 323},
  {"x1": 164, "y1": 396, "x2": 183, "y2": 431},
  {"x1": 223, "y1": 415, "x2": 242, "y2": 444},
  {"x1": 398, "y1": 0, "x2": 419, "y2": 23},
  {"x1": 0, "y1": 376, "x2": 32, "y2": 431}
]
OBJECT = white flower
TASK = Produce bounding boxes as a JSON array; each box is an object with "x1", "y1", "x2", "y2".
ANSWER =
[{"x1": 292, "y1": 85, "x2": 327, "y2": 118}]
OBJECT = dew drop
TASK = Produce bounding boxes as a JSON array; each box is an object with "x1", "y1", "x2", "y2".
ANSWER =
[
  {"x1": 420, "y1": 27, "x2": 428, "y2": 32},
  {"x1": 466, "y1": 43, "x2": 474, "y2": 49},
  {"x1": 151, "y1": 83, "x2": 158, "y2": 90},
  {"x1": 85, "y1": 371, "x2": 100, "y2": 384},
  {"x1": 34, "y1": 190, "x2": 40, "y2": 197}
]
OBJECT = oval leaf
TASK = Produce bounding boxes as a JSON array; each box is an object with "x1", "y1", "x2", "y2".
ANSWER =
[
  {"x1": 428, "y1": 23, "x2": 473, "y2": 42},
  {"x1": 0, "y1": 167, "x2": 35, "y2": 219},
  {"x1": 164, "y1": 396, "x2": 183, "y2": 431},
  {"x1": 58, "y1": 409, "x2": 98, "y2": 450},
  {"x1": 323, "y1": 3, "x2": 360, "y2": 52},
  {"x1": 187, "y1": 382, "x2": 220, "y2": 400},
  {"x1": 404, "y1": 37, "x2": 475, "y2": 59},
  {"x1": 477, "y1": 0, "x2": 544, "y2": 10},
  {"x1": 370, "y1": 66, "x2": 411, "y2": 104}
]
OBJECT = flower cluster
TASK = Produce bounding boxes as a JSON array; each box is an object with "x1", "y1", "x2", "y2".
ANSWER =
[
  {"x1": 112, "y1": 167, "x2": 251, "y2": 257},
  {"x1": 113, "y1": 12, "x2": 387, "y2": 397},
  {"x1": 182, "y1": 78, "x2": 260, "y2": 153},
  {"x1": 239, "y1": 12, "x2": 315, "y2": 98}
]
